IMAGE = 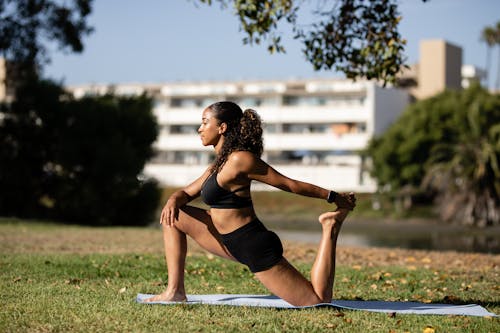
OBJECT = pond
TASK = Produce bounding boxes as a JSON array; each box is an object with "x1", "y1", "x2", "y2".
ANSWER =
[{"x1": 275, "y1": 221, "x2": 500, "y2": 254}]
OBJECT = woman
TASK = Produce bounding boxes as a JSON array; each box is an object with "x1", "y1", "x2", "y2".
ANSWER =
[{"x1": 146, "y1": 101, "x2": 356, "y2": 306}]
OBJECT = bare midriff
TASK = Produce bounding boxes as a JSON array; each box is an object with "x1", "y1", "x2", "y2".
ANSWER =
[{"x1": 210, "y1": 206, "x2": 257, "y2": 234}]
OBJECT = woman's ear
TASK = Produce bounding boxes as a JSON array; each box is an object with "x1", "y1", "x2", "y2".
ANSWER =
[{"x1": 218, "y1": 122, "x2": 227, "y2": 134}]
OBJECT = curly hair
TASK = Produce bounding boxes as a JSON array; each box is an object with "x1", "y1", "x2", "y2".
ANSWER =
[{"x1": 208, "y1": 101, "x2": 264, "y2": 173}]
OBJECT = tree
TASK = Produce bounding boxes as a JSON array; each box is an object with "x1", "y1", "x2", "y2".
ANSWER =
[
  {"x1": 480, "y1": 21, "x2": 500, "y2": 90},
  {"x1": 0, "y1": 80, "x2": 160, "y2": 226},
  {"x1": 366, "y1": 84, "x2": 500, "y2": 226},
  {"x1": 197, "y1": 0, "x2": 428, "y2": 85},
  {"x1": 496, "y1": 21, "x2": 500, "y2": 90},
  {"x1": 422, "y1": 91, "x2": 500, "y2": 227},
  {"x1": 0, "y1": 0, "x2": 93, "y2": 71},
  {"x1": 0, "y1": 1, "x2": 162, "y2": 226},
  {"x1": 481, "y1": 25, "x2": 496, "y2": 89},
  {"x1": 50, "y1": 92, "x2": 160, "y2": 226}
]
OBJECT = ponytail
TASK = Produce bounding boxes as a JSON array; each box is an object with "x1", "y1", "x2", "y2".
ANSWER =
[{"x1": 239, "y1": 109, "x2": 263, "y2": 157}]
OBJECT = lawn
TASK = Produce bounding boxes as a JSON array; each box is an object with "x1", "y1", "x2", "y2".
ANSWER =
[{"x1": 1, "y1": 219, "x2": 498, "y2": 332}]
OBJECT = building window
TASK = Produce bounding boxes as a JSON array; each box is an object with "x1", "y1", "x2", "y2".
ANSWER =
[
  {"x1": 282, "y1": 123, "x2": 329, "y2": 134},
  {"x1": 170, "y1": 98, "x2": 211, "y2": 108},
  {"x1": 331, "y1": 122, "x2": 367, "y2": 134},
  {"x1": 170, "y1": 125, "x2": 199, "y2": 134}
]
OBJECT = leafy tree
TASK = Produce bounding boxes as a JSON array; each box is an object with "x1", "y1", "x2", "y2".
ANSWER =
[
  {"x1": 422, "y1": 92, "x2": 500, "y2": 227},
  {"x1": 0, "y1": 0, "x2": 93, "y2": 70},
  {"x1": 1, "y1": 1, "x2": 162, "y2": 225},
  {"x1": 197, "y1": 0, "x2": 428, "y2": 85},
  {"x1": 0, "y1": 79, "x2": 66, "y2": 217},
  {"x1": 367, "y1": 84, "x2": 500, "y2": 226},
  {"x1": 0, "y1": 80, "x2": 160, "y2": 225}
]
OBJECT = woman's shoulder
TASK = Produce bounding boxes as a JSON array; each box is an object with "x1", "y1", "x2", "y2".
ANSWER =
[
  {"x1": 227, "y1": 151, "x2": 260, "y2": 171},
  {"x1": 228, "y1": 150, "x2": 256, "y2": 162}
]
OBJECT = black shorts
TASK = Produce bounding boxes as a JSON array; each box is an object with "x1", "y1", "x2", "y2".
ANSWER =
[{"x1": 220, "y1": 218, "x2": 283, "y2": 273}]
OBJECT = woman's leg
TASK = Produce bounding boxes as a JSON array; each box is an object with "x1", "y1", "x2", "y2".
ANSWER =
[
  {"x1": 146, "y1": 205, "x2": 235, "y2": 302},
  {"x1": 255, "y1": 208, "x2": 349, "y2": 306}
]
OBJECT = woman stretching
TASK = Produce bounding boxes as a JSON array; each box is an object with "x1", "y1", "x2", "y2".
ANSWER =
[{"x1": 146, "y1": 101, "x2": 356, "y2": 306}]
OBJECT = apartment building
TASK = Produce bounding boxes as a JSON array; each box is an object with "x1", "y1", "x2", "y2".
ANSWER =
[{"x1": 71, "y1": 79, "x2": 409, "y2": 192}]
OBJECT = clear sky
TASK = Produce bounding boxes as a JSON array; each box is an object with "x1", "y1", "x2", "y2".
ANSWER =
[{"x1": 44, "y1": 0, "x2": 500, "y2": 88}]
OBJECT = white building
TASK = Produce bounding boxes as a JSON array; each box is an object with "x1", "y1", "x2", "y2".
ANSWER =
[
  {"x1": 461, "y1": 64, "x2": 487, "y2": 89},
  {"x1": 69, "y1": 78, "x2": 409, "y2": 193}
]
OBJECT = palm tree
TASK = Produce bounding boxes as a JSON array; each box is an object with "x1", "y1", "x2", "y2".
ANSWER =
[
  {"x1": 423, "y1": 88, "x2": 500, "y2": 227},
  {"x1": 495, "y1": 21, "x2": 500, "y2": 90},
  {"x1": 480, "y1": 26, "x2": 496, "y2": 89}
]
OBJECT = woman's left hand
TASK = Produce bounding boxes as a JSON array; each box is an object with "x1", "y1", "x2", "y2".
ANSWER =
[{"x1": 335, "y1": 192, "x2": 356, "y2": 210}]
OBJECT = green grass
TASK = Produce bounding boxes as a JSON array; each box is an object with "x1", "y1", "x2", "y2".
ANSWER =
[
  {"x1": 1, "y1": 220, "x2": 498, "y2": 332},
  {"x1": 1, "y1": 254, "x2": 498, "y2": 332}
]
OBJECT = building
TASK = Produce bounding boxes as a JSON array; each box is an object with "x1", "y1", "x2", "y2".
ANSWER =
[
  {"x1": 2, "y1": 38, "x2": 483, "y2": 193},
  {"x1": 461, "y1": 64, "x2": 487, "y2": 89},
  {"x1": 417, "y1": 39, "x2": 463, "y2": 99},
  {"x1": 70, "y1": 79, "x2": 409, "y2": 192},
  {"x1": 397, "y1": 39, "x2": 486, "y2": 99}
]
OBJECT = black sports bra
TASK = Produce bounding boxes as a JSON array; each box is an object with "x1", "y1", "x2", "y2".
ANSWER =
[{"x1": 201, "y1": 172, "x2": 252, "y2": 209}]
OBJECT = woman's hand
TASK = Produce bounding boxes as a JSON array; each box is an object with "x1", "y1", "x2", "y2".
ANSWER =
[
  {"x1": 335, "y1": 192, "x2": 356, "y2": 210},
  {"x1": 160, "y1": 198, "x2": 179, "y2": 227}
]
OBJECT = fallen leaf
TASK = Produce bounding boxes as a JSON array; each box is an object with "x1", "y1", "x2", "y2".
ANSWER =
[
  {"x1": 119, "y1": 287, "x2": 126, "y2": 293},
  {"x1": 423, "y1": 326, "x2": 435, "y2": 333}
]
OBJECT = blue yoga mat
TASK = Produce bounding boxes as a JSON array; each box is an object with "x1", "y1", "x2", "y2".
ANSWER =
[{"x1": 136, "y1": 293, "x2": 496, "y2": 317}]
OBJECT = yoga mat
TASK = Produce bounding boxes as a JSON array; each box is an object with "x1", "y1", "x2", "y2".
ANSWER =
[{"x1": 136, "y1": 294, "x2": 497, "y2": 317}]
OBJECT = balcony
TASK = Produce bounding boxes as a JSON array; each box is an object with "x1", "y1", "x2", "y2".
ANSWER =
[
  {"x1": 265, "y1": 133, "x2": 369, "y2": 151},
  {"x1": 154, "y1": 132, "x2": 370, "y2": 151},
  {"x1": 258, "y1": 106, "x2": 371, "y2": 124}
]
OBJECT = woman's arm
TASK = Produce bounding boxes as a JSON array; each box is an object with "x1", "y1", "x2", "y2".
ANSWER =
[
  {"x1": 230, "y1": 152, "x2": 356, "y2": 209},
  {"x1": 161, "y1": 167, "x2": 212, "y2": 226}
]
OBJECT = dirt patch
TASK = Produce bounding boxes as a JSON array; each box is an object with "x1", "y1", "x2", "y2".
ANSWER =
[{"x1": 1, "y1": 222, "x2": 498, "y2": 273}]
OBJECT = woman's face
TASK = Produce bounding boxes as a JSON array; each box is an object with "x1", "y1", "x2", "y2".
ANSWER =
[{"x1": 198, "y1": 108, "x2": 223, "y2": 147}]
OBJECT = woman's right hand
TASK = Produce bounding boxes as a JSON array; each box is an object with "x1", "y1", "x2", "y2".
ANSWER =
[
  {"x1": 160, "y1": 198, "x2": 179, "y2": 227},
  {"x1": 335, "y1": 192, "x2": 356, "y2": 210}
]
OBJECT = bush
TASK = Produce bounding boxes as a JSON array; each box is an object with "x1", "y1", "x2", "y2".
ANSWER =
[{"x1": 0, "y1": 79, "x2": 160, "y2": 225}]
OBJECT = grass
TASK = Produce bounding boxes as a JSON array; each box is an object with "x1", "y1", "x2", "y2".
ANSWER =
[{"x1": 1, "y1": 220, "x2": 499, "y2": 332}]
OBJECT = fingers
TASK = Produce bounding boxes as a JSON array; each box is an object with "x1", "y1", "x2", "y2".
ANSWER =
[
  {"x1": 339, "y1": 192, "x2": 356, "y2": 210},
  {"x1": 160, "y1": 204, "x2": 179, "y2": 227}
]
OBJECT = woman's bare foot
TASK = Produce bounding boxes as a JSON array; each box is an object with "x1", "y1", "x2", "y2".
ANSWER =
[
  {"x1": 144, "y1": 289, "x2": 187, "y2": 303},
  {"x1": 318, "y1": 209, "x2": 349, "y2": 230}
]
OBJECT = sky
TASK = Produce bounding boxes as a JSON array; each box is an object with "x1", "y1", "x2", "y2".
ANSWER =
[{"x1": 44, "y1": 0, "x2": 500, "y2": 88}]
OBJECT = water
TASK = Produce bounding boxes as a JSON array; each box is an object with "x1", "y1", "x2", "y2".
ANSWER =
[{"x1": 275, "y1": 222, "x2": 500, "y2": 254}]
